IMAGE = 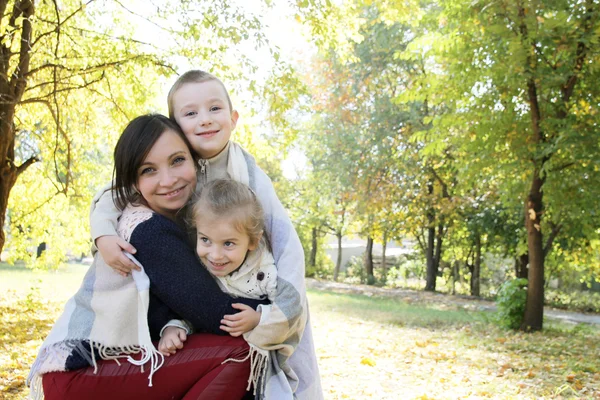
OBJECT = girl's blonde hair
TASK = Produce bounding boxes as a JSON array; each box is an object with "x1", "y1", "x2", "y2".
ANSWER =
[
  {"x1": 167, "y1": 70, "x2": 233, "y2": 119},
  {"x1": 192, "y1": 179, "x2": 264, "y2": 248}
]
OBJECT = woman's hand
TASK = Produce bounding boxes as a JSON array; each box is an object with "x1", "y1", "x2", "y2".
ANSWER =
[
  {"x1": 96, "y1": 235, "x2": 140, "y2": 277},
  {"x1": 221, "y1": 303, "x2": 261, "y2": 337},
  {"x1": 158, "y1": 326, "x2": 187, "y2": 356}
]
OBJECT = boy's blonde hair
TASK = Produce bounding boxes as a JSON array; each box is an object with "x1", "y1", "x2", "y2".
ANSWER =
[
  {"x1": 167, "y1": 70, "x2": 233, "y2": 119},
  {"x1": 192, "y1": 179, "x2": 264, "y2": 248}
]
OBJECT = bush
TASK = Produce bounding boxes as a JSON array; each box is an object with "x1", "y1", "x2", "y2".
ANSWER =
[
  {"x1": 495, "y1": 278, "x2": 528, "y2": 330},
  {"x1": 343, "y1": 255, "x2": 388, "y2": 285},
  {"x1": 344, "y1": 256, "x2": 369, "y2": 284},
  {"x1": 545, "y1": 288, "x2": 600, "y2": 313}
]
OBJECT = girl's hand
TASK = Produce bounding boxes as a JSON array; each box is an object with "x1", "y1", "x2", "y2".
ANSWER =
[
  {"x1": 221, "y1": 303, "x2": 261, "y2": 337},
  {"x1": 96, "y1": 235, "x2": 140, "y2": 277},
  {"x1": 158, "y1": 326, "x2": 187, "y2": 356}
]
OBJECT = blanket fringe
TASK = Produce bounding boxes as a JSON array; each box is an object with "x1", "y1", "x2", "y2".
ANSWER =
[
  {"x1": 222, "y1": 344, "x2": 269, "y2": 396},
  {"x1": 28, "y1": 373, "x2": 44, "y2": 400},
  {"x1": 28, "y1": 341, "x2": 164, "y2": 399}
]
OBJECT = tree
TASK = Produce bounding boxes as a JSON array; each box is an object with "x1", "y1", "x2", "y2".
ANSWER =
[
  {"x1": 433, "y1": 0, "x2": 600, "y2": 330},
  {"x1": 1, "y1": 0, "x2": 276, "y2": 265}
]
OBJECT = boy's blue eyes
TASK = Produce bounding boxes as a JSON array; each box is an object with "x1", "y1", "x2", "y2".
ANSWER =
[{"x1": 184, "y1": 107, "x2": 221, "y2": 116}]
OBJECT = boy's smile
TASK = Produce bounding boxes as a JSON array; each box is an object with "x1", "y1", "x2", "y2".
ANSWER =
[{"x1": 172, "y1": 80, "x2": 239, "y2": 159}]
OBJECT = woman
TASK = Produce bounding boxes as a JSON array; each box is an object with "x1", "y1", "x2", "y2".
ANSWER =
[{"x1": 28, "y1": 114, "x2": 266, "y2": 400}]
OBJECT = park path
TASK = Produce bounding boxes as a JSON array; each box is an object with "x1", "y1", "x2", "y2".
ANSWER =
[{"x1": 305, "y1": 278, "x2": 600, "y2": 326}]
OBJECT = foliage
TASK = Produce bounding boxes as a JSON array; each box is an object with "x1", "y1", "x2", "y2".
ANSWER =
[
  {"x1": 496, "y1": 278, "x2": 529, "y2": 330},
  {"x1": 1, "y1": 0, "x2": 287, "y2": 268},
  {"x1": 293, "y1": 0, "x2": 600, "y2": 328}
]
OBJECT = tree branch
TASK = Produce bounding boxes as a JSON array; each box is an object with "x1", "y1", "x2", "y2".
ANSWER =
[
  {"x1": 430, "y1": 167, "x2": 450, "y2": 198},
  {"x1": 543, "y1": 222, "x2": 562, "y2": 257},
  {"x1": 561, "y1": 0, "x2": 594, "y2": 106},
  {"x1": 548, "y1": 162, "x2": 575, "y2": 173},
  {"x1": 30, "y1": 0, "x2": 96, "y2": 47},
  {"x1": 15, "y1": 155, "x2": 39, "y2": 176},
  {"x1": 9, "y1": 0, "x2": 34, "y2": 100}
]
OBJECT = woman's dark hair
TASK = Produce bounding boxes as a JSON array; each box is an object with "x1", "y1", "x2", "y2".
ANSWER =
[{"x1": 112, "y1": 114, "x2": 198, "y2": 210}]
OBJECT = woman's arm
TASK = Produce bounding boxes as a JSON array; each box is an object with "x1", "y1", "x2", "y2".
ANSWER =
[{"x1": 130, "y1": 214, "x2": 267, "y2": 335}]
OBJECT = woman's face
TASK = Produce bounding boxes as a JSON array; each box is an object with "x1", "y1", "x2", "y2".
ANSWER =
[{"x1": 136, "y1": 129, "x2": 197, "y2": 219}]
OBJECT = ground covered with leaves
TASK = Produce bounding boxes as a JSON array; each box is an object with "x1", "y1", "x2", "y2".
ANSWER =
[{"x1": 1, "y1": 265, "x2": 599, "y2": 399}]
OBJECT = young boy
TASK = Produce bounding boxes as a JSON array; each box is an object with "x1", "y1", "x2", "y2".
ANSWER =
[{"x1": 90, "y1": 70, "x2": 322, "y2": 399}]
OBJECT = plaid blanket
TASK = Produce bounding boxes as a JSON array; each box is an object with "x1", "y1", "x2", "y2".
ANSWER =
[{"x1": 26, "y1": 209, "x2": 163, "y2": 400}]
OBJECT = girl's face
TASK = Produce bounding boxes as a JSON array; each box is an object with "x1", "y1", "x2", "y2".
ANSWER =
[
  {"x1": 195, "y1": 213, "x2": 256, "y2": 277},
  {"x1": 136, "y1": 129, "x2": 197, "y2": 219}
]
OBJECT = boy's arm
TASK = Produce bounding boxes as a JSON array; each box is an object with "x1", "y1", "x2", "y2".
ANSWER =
[{"x1": 90, "y1": 184, "x2": 139, "y2": 275}]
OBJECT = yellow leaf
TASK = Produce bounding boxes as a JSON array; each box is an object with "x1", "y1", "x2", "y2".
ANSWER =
[{"x1": 361, "y1": 357, "x2": 376, "y2": 367}]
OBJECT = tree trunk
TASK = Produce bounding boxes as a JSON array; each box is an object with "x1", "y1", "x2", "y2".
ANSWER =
[
  {"x1": 434, "y1": 223, "x2": 443, "y2": 275},
  {"x1": 451, "y1": 260, "x2": 459, "y2": 295},
  {"x1": 333, "y1": 232, "x2": 342, "y2": 281},
  {"x1": 0, "y1": 105, "x2": 19, "y2": 259},
  {"x1": 424, "y1": 213, "x2": 436, "y2": 291},
  {"x1": 521, "y1": 171, "x2": 545, "y2": 331},
  {"x1": 471, "y1": 233, "x2": 481, "y2": 297},
  {"x1": 309, "y1": 227, "x2": 318, "y2": 269},
  {"x1": 365, "y1": 236, "x2": 374, "y2": 284},
  {"x1": 0, "y1": 0, "x2": 35, "y2": 257},
  {"x1": 515, "y1": 253, "x2": 529, "y2": 279},
  {"x1": 381, "y1": 240, "x2": 387, "y2": 271}
]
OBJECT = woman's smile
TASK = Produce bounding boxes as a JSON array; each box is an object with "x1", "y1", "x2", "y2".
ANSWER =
[{"x1": 137, "y1": 129, "x2": 197, "y2": 220}]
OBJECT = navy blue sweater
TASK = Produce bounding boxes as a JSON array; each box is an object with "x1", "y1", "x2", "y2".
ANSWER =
[
  {"x1": 129, "y1": 213, "x2": 268, "y2": 337},
  {"x1": 65, "y1": 212, "x2": 267, "y2": 370}
]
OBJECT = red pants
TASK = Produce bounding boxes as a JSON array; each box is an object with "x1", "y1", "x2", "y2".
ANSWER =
[{"x1": 42, "y1": 334, "x2": 251, "y2": 400}]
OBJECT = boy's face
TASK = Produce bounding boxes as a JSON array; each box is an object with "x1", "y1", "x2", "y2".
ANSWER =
[{"x1": 171, "y1": 80, "x2": 239, "y2": 159}]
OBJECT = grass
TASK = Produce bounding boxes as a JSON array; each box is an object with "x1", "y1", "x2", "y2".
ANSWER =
[
  {"x1": 1, "y1": 263, "x2": 599, "y2": 399},
  {"x1": 0, "y1": 262, "x2": 88, "y2": 302}
]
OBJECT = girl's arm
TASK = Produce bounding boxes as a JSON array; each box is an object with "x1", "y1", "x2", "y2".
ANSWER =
[{"x1": 129, "y1": 214, "x2": 268, "y2": 335}]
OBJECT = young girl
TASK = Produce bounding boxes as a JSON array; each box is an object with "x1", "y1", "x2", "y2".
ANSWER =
[
  {"x1": 160, "y1": 179, "x2": 286, "y2": 396},
  {"x1": 91, "y1": 70, "x2": 322, "y2": 399}
]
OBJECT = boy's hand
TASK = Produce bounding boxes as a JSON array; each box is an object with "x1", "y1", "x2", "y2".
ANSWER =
[
  {"x1": 221, "y1": 303, "x2": 261, "y2": 337},
  {"x1": 158, "y1": 326, "x2": 187, "y2": 356},
  {"x1": 96, "y1": 235, "x2": 140, "y2": 277}
]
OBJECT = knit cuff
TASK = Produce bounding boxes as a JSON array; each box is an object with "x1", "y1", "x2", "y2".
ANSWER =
[{"x1": 159, "y1": 319, "x2": 193, "y2": 337}]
